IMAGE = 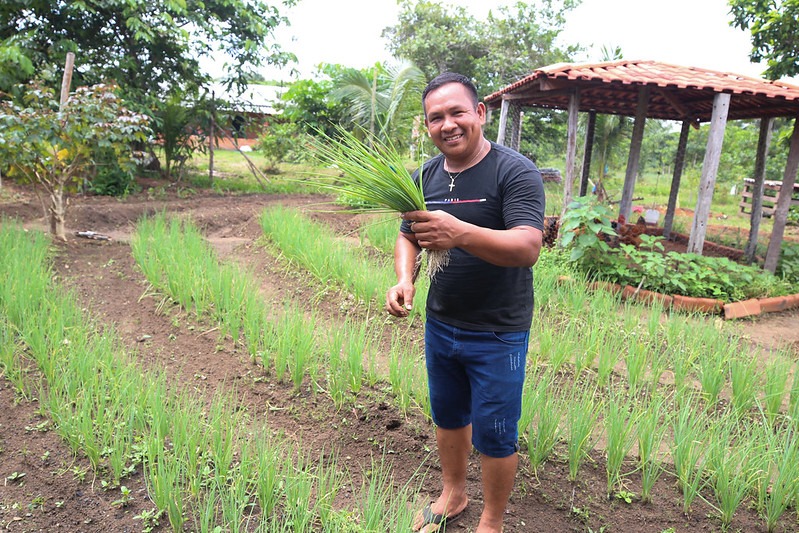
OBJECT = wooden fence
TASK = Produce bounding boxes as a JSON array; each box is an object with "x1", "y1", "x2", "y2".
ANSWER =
[{"x1": 739, "y1": 178, "x2": 799, "y2": 217}]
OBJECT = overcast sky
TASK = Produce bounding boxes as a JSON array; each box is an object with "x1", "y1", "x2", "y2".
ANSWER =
[{"x1": 205, "y1": 0, "x2": 789, "y2": 83}]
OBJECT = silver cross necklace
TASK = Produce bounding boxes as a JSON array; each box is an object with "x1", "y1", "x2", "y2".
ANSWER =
[{"x1": 445, "y1": 141, "x2": 487, "y2": 192}]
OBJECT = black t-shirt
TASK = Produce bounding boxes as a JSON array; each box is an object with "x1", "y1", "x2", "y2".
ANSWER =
[{"x1": 401, "y1": 142, "x2": 545, "y2": 332}]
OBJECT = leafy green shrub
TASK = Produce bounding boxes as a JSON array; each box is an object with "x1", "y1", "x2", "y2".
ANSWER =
[
  {"x1": 589, "y1": 243, "x2": 794, "y2": 301},
  {"x1": 89, "y1": 148, "x2": 139, "y2": 196},
  {"x1": 158, "y1": 93, "x2": 206, "y2": 181},
  {"x1": 787, "y1": 205, "x2": 799, "y2": 226},
  {"x1": 256, "y1": 121, "x2": 308, "y2": 171},
  {"x1": 558, "y1": 198, "x2": 798, "y2": 301},
  {"x1": 777, "y1": 243, "x2": 799, "y2": 284},
  {"x1": 558, "y1": 196, "x2": 616, "y2": 261},
  {"x1": 0, "y1": 82, "x2": 150, "y2": 240}
]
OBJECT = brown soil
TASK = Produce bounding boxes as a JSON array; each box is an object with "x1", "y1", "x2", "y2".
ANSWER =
[{"x1": 1, "y1": 181, "x2": 798, "y2": 533}]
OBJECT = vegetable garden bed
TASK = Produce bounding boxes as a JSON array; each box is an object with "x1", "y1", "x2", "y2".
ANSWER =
[{"x1": 1, "y1": 182, "x2": 798, "y2": 532}]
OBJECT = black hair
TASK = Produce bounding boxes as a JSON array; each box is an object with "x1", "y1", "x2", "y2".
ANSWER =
[{"x1": 421, "y1": 72, "x2": 479, "y2": 112}]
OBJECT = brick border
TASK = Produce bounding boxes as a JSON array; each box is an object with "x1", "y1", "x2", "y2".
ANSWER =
[{"x1": 565, "y1": 278, "x2": 799, "y2": 320}]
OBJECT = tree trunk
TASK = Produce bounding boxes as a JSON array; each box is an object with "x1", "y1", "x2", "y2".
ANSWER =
[
  {"x1": 369, "y1": 70, "x2": 377, "y2": 142},
  {"x1": 59, "y1": 53, "x2": 75, "y2": 110},
  {"x1": 49, "y1": 185, "x2": 67, "y2": 241}
]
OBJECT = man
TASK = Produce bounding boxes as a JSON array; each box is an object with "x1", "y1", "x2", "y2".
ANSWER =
[{"x1": 385, "y1": 72, "x2": 545, "y2": 533}]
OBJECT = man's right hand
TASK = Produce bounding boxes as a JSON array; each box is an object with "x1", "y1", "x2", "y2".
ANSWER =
[{"x1": 386, "y1": 281, "x2": 415, "y2": 317}]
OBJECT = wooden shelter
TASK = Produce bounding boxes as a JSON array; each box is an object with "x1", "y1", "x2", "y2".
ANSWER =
[{"x1": 484, "y1": 60, "x2": 799, "y2": 271}]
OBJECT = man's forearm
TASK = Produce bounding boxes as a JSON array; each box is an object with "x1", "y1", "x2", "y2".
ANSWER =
[
  {"x1": 394, "y1": 232, "x2": 421, "y2": 283},
  {"x1": 454, "y1": 225, "x2": 543, "y2": 268}
]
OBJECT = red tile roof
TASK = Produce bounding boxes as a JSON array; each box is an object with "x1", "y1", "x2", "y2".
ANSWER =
[{"x1": 483, "y1": 60, "x2": 799, "y2": 122}]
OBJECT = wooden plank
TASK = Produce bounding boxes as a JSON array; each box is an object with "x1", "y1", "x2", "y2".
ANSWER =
[
  {"x1": 740, "y1": 202, "x2": 775, "y2": 215},
  {"x1": 743, "y1": 178, "x2": 799, "y2": 193},
  {"x1": 741, "y1": 192, "x2": 799, "y2": 205}
]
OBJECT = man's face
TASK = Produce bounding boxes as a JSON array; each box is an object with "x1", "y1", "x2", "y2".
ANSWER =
[{"x1": 423, "y1": 82, "x2": 486, "y2": 164}]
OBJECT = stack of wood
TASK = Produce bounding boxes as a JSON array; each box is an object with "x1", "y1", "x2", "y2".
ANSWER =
[
  {"x1": 542, "y1": 216, "x2": 560, "y2": 247},
  {"x1": 539, "y1": 168, "x2": 562, "y2": 184}
]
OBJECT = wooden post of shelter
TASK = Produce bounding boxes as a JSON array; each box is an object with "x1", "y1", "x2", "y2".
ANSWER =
[
  {"x1": 744, "y1": 117, "x2": 774, "y2": 263},
  {"x1": 687, "y1": 92, "x2": 730, "y2": 254},
  {"x1": 764, "y1": 114, "x2": 799, "y2": 273},
  {"x1": 619, "y1": 86, "x2": 649, "y2": 222},
  {"x1": 496, "y1": 98, "x2": 510, "y2": 146},
  {"x1": 561, "y1": 88, "x2": 580, "y2": 218},
  {"x1": 663, "y1": 120, "x2": 691, "y2": 240},
  {"x1": 579, "y1": 110, "x2": 596, "y2": 197}
]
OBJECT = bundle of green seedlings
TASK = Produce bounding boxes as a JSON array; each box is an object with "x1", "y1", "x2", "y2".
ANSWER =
[{"x1": 309, "y1": 126, "x2": 449, "y2": 277}]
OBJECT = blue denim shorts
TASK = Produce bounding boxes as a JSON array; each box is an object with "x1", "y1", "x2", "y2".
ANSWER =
[{"x1": 424, "y1": 316, "x2": 529, "y2": 458}]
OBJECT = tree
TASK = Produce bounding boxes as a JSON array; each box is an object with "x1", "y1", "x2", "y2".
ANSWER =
[
  {"x1": 330, "y1": 61, "x2": 426, "y2": 150},
  {"x1": 1, "y1": 1, "x2": 297, "y2": 181},
  {"x1": 383, "y1": 1, "x2": 579, "y2": 161},
  {"x1": 277, "y1": 76, "x2": 348, "y2": 138},
  {"x1": 680, "y1": 119, "x2": 792, "y2": 186},
  {"x1": 256, "y1": 121, "x2": 305, "y2": 172},
  {"x1": 729, "y1": 0, "x2": 799, "y2": 80},
  {"x1": 0, "y1": 36, "x2": 35, "y2": 95},
  {"x1": 589, "y1": 113, "x2": 630, "y2": 201},
  {"x1": 0, "y1": 0, "x2": 297, "y2": 110},
  {"x1": 382, "y1": 0, "x2": 488, "y2": 81},
  {"x1": 0, "y1": 83, "x2": 150, "y2": 240},
  {"x1": 156, "y1": 93, "x2": 209, "y2": 182},
  {"x1": 476, "y1": 0, "x2": 579, "y2": 95},
  {"x1": 384, "y1": 1, "x2": 579, "y2": 91},
  {"x1": 575, "y1": 45, "x2": 629, "y2": 201}
]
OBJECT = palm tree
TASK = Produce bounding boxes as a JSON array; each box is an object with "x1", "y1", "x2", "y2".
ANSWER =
[
  {"x1": 330, "y1": 61, "x2": 425, "y2": 150},
  {"x1": 589, "y1": 45, "x2": 630, "y2": 202}
]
